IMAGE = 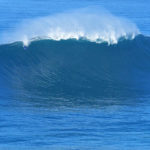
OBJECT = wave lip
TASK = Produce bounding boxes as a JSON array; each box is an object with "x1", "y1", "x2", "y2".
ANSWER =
[{"x1": 1, "y1": 7, "x2": 140, "y2": 46}]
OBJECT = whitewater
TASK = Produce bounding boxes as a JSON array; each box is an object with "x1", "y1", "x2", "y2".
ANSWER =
[{"x1": 1, "y1": 7, "x2": 140, "y2": 46}]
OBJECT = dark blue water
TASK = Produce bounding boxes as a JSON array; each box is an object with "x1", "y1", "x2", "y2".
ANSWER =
[{"x1": 0, "y1": 0, "x2": 150, "y2": 149}]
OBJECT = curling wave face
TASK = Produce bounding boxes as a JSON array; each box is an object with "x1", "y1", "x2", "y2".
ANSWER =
[
  {"x1": 1, "y1": 7, "x2": 140, "y2": 46},
  {"x1": 0, "y1": 35, "x2": 150, "y2": 101}
]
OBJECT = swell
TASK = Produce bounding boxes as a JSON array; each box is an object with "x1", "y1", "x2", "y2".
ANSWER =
[{"x1": 0, "y1": 35, "x2": 150, "y2": 100}]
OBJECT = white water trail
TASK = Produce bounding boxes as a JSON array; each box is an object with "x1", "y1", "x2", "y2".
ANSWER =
[{"x1": 1, "y1": 7, "x2": 140, "y2": 46}]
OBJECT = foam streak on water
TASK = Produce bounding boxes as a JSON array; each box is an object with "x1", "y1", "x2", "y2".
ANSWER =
[{"x1": 1, "y1": 7, "x2": 140, "y2": 46}]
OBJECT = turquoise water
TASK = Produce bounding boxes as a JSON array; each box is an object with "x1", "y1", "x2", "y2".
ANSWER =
[{"x1": 0, "y1": 0, "x2": 150, "y2": 149}]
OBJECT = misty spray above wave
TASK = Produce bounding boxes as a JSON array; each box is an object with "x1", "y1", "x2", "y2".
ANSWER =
[{"x1": 1, "y1": 7, "x2": 140, "y2": 46}]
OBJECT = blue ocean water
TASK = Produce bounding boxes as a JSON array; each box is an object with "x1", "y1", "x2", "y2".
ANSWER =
[{"x1": 0, "y1": 0, "x2": 150, "y2": 150}]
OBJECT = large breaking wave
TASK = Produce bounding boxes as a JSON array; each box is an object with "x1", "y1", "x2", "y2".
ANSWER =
[{"x1": 0, "y1": 8, "x2": 150, "y2": 106}]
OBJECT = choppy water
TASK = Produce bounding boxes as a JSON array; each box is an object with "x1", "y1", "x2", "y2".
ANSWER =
[{"x1": 0, "y1": 0, "x2": 150, "y2": 149}]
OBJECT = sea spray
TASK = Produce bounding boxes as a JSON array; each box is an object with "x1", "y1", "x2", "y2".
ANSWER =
[{"x1": 1, "y1": 7, "x2": 140, "y2": 46}]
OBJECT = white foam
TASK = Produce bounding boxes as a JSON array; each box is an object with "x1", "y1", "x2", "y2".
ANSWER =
[{"x1": 1, "y1": 7, "x2": 140, "y2": 46}]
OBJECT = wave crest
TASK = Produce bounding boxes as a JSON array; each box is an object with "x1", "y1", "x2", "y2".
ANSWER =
[{"x1": 1, "y1": 7, "x2": 140, "y2": 46}]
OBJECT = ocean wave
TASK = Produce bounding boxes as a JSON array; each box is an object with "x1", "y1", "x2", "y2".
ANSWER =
[{"x1": 1, "y1": 7, "x2": 140, "y2": 46}]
